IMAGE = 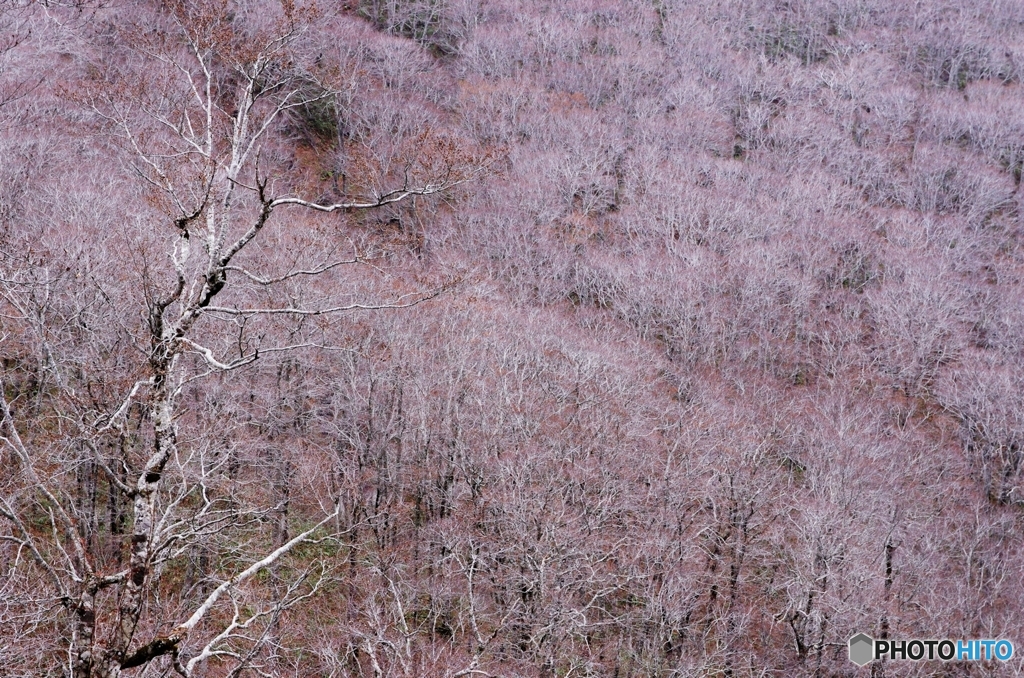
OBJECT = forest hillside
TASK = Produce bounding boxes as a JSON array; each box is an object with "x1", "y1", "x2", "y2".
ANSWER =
[{"x1": 1, "y1": 0, "x2": 1023, "y2": 676}]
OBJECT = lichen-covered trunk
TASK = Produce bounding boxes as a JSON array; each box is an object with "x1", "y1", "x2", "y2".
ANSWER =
[
  {"x1": 104, "y1": 350, "x2": 178, "y2": 677},
  {"x1": 71, "y1": 581, "x2": 97, "y2": 678},
  {"x1": 93, "y1": 657, "x2": 120, "y2": 678}
]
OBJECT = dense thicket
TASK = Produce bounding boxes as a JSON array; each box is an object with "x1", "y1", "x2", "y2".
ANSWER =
[{"x1": 1, "y1": 0, "x2": 1023, "y2": 676}]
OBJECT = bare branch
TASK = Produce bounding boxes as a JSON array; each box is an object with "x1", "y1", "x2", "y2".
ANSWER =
[
  {"x1": 269, "y1": 174, "x2": 474, "y2": 212},
  {"x1": 201, "y1": 288, "x2": 446, "y2": 317},
  {"x1": 0, "y1": 497, "x2": 65, "y2": 596},
  {"x1": 92, "y1": 378, "x2": 152, "y2": 435},
  {"x1": 176, "y1": 505, "x2": 341, "y2": 636},
  {"x1": 222, "y1": 257, "x2": 361, "y2": 286},
  {"x1": 0, "y1": 383, "x2": 91, "y2": 580},
  {"x1": 179, "y1": 338, "x2": 259, "y2": 371}
]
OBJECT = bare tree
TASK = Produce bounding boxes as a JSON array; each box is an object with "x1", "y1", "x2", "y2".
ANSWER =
[{"x1": 0, "y1": 2, "x2": 480, "y2": 676}]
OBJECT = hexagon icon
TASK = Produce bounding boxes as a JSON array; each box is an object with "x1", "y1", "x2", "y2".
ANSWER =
[{"x1": 849, "y1": 633, "x2": 874, "y2": 666}]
